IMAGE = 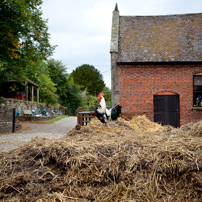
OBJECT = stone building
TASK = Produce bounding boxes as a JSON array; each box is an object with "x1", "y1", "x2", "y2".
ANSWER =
[{"x1": 110, "y1": 4, "x2": 202, "y2": 127}]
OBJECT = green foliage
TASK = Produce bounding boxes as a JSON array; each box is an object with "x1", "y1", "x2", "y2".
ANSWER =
[
  {"x1": 70, "y1": 64, "x2": 105, "y2": 96},
  {"x1": 0, "y1": 69, "x2": 9, "y2": 88},
  {"x1": 0, "y1": 1, "x2": 110, "y2": 109},
  {"x1": 66, "y1": 84, "x2": 82, "y2": 109},
  {"x1": 87, "y1": 94, "x2": 98, "y2": 108},
  {"x1": 0, "y1": 0, "x2": 55, "y2": 80},
  {"x1": 102, "y1": 86, "x2": 111, "y2": 106},
  {"x1": 80, "y1": 90, "x2": 98, "y2": 109},
  {"x1": 69, "y1": 77, "x2": 74, "y2": 85},
  {"x1": 38, "y1": 73, "x2": 58, "y2": 104},
  {"x1": 42, "y1": 115, "x2": 69, "y2": 124},
  {"x1": 0, "y1": 0, "x2": 58, "y2": 104},
  {"x1": 47, "y1": 59, "x2": 70, "y2": 105},
  {"x1": 80, "y1": 87, "x2": 111, "y2": 109},
  {"x1": 24, "y1": 59, "x2": 59, "y2": 104},
  {"x1": 47, "y1": 59, "x2": 82, "y2": 109}
]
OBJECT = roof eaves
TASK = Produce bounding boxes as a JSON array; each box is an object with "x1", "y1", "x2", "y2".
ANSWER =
[{"x1": 117, "y1": 61, "x2": 202, "y2": 65}]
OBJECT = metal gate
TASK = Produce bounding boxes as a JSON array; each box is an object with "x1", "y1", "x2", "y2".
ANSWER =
[{"x1": 154, "y1": 95, "x2": 180, "y2": 127}]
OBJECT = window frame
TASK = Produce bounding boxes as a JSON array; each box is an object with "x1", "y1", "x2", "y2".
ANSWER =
[{"x1": 193, "y1": 74, "x2": 202, "y2": 107}]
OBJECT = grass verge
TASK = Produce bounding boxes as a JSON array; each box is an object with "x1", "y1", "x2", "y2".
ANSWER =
[{"x1": 41, "y1": 115, "x2": 69, "y2": 124}]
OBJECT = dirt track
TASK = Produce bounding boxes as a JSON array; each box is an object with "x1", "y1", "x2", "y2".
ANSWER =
[{"x1": 0, "y1": 116, "x2": 77, "y2": 153}]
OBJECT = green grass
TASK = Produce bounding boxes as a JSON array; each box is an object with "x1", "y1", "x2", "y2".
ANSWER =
[{"x1": 42, "y1": 115, "x2": 69, "y2": 124}]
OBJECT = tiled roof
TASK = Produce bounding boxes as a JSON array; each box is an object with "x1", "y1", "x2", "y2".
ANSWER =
[{"x1": 118, "y1": 13, "x2": 202, "y2": 62}]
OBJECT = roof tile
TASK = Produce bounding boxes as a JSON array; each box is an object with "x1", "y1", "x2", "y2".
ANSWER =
[{"x1": 118, "y1": 14, "x2": 202, "y2": 62}]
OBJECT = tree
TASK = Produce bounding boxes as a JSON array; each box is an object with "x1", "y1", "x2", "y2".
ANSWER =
[
  {"x1": 0, "y1": 0, "x2": 58, "y2": 104},
  {"x1": 102, "y1": 87, "x2": 111, "y2": 106},
  {"x1": 65, "y1": 84, "x2": 82, "y2": 109},
  {"x1": 70, "y1": 64, "x2": 105, "y2": 96},
  {"x1": 33, "y1": 60, "x2": 58, "y2": 104},
  {"x1": 80, "y1": 87, "x2": 111, "y2": 109},
  {"x1": 0, "y1": 0, "x2": 55, "y2": 81},
  {"x1": 47, "y1": 59, "x2": 69, "y2": 104},
  {"x1": 38, "y1": 73, "x2": 58, "y2": 104},
  {"x1": 47, "y1": 59, "x2": 82, "y2": 109},
  {"x1": 80, "y1": 89, "x2": 98, "y2": 110}
]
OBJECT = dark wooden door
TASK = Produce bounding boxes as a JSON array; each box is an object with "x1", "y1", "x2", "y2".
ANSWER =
[{"x1": 154, "y1": 95, "x2": 180, "y2": 127}]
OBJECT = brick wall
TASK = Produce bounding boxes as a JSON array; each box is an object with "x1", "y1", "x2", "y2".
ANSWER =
[
  {"x1": 117, "y1": 63, "x2": 202, "y2": 126},
  {"x1": 0, "y1": 105, "x2": 13, "y2": 133}
]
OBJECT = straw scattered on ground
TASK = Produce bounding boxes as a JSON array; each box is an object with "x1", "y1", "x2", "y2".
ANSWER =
[{"x1": 0, "y1": 115, "x2": 202, "y2": 201}]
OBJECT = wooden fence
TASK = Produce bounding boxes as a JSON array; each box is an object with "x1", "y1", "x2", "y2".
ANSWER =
[{"x1": 77, "y1": 107, "x2": 96, "y2": 125}]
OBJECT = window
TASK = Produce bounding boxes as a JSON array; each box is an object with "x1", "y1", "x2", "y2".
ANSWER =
[{"x1": 193, "y1": 75, "x2": 202, "y2": 106}]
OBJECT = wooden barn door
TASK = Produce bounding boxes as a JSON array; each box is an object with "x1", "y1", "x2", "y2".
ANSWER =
[{"x1": 154, "y1": 95, "x2": 180, "y2": 127}]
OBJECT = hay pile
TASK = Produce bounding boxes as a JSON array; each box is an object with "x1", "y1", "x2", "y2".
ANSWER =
[{"x1": 1, "y1": 115, "x2": 202, "y2": 201}]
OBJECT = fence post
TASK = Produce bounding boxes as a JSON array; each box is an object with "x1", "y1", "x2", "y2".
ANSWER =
[
  {"x1": 12, "y1": 108, "x2": 15, "y2": 133},
  {"x1": 77, "y1": 107, "x2": 83, "y2": 125}
]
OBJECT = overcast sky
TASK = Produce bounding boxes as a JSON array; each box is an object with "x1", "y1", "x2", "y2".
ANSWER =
[{"x1": 42, "y1": 0, "x2": 202, "y2": 88}]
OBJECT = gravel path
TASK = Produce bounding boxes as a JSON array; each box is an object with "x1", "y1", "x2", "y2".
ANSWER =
[{"x1": 0, "y1": 116, "x2": 77, "y2": 153}]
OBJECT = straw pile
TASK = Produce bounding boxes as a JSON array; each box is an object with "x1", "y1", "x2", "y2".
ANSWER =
[{"x1": 1, "y1": 115, "x2": 202, "y2": 201}]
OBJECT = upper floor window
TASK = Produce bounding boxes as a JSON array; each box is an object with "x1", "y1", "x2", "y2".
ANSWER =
[{"x1": 193, "y1": 75, "x2": 202, "y2": 106}]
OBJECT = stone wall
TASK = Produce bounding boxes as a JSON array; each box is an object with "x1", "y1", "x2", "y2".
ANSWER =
[
  {"x1": 0, "y1": 97, "x2": 65, "y2": 133},
  {"x1": 0, "y1": 97, "x2": 44, "y2": 116},
  {"x1": 0, "y1": 97, "x2": 64, "y2": 116},
  {"x1": 110, "y1": 6, "x2": 120, "y2": 106},
  {"x1": 0, "y1": 105, "x2": 13, "y2": 133},
  {"x1": 16, "y1": 115, "x2": 58, "y2": 122}
]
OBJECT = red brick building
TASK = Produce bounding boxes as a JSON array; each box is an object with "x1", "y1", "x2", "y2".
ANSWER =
[{"x1": 110, "y1": 4, "x2": 202, "y2": 127}]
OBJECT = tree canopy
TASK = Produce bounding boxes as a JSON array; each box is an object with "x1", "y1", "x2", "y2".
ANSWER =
[
  {"x1": 70, "y1": 64, "x2": 105, "y2": 96},
  {"x1": 102, "y1": 86, "x2": 111, "y2": 106},
  {"x1": 47, "y1": 59, "x2": 81, "y2": 109},
  {"x1": 0, "y1": 0, "x2": 59, "y2": 104},
  {"x1": 0, "y1": 0, "x2": 55, "y2": 80},
  {"x1": 0, "y1": 1, "x2": 107, "y2": 109}
]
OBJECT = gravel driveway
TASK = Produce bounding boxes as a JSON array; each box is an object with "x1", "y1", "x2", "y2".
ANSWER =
[{"x1": 0, "y1": 116, "x2": 77, "y2": 153}]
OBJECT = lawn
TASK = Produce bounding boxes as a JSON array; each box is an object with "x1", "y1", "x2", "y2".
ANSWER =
[{"x1": 42, "y1": 115, "x2": 69, "y2": 123}]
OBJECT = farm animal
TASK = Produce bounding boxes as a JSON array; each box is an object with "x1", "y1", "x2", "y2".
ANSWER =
[{"x1": 94, "y1": 92, "x2": 122, "y2": 123}]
